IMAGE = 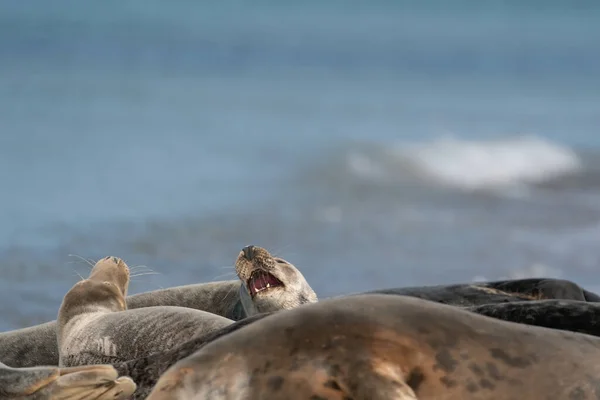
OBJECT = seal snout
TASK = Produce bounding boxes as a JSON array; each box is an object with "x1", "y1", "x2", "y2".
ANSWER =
[{"x1": 242, "y1": 245, "x2": 256, "y2": 261}]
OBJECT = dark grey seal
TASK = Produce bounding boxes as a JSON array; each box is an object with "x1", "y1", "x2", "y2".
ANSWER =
[{"x1": 365, "y1": 278, "x2": 599, "y2": 306}]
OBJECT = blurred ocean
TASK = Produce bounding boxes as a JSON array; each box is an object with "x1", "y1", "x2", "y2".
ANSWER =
[{"x1": 1, "y1": 0, "x2": 600, "y2": 330}]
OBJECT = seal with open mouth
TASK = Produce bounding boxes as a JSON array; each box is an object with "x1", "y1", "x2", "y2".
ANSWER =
[{"x1": 235, "y1": 245, "x2": 317, "y2": 314}]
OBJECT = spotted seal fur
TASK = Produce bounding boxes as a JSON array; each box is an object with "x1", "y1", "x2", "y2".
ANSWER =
[{"x1": 147, "y1": 294, "x2": 600, "y2": 399}]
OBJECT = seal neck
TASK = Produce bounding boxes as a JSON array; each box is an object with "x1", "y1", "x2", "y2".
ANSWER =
[{"x1": 238, "y1": 284, "x2": 256, "y2": 319}]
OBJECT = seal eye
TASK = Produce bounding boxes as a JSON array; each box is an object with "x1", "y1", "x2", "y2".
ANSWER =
[{"x1": 247, "y1": 270, "x2": 283, "y2": 297}]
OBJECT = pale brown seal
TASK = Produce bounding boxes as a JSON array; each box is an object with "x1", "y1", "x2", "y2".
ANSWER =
[
  {"x1": 1, "y1": 245, "x2": 317, "y2": 368},
  {"x1": 57, "y1": 256, "x2": 233, "y2": 368},
  {"x1": 0, "y1": 361, "x2": 135, "y2": 399},
  {"x1": 147, "y1": 294, "x2": 600, "y2": 400}
]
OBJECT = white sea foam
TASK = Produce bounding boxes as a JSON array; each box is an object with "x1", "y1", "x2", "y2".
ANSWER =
[{"x1": 346, "y1": 135, "x2": 583, "y2": 191}]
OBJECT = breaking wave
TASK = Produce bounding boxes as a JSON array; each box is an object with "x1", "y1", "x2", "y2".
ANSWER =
[{"x1": 345, "y1": 135, "x2": 583, "y2": 191}]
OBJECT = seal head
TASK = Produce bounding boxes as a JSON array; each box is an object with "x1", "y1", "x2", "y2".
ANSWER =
[
  {"x1": 58, "y1": 256, "x2": 129, "y2": 328},
  {"x1": 236, "y1": 245, "x2": 317, "y2": 314}
]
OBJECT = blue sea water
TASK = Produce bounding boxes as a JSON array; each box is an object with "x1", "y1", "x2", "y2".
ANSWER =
[{"x1": 1, "y1": 1, "x2": 600, "y2": 330}]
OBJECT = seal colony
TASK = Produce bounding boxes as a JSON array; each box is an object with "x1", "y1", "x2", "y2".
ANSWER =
[
  {"x1": 3, "y1": 245, "x2": 600, "y2": 399},
  {"x1": 0, "y1": 245, "x2": 318, "y2": 368}
]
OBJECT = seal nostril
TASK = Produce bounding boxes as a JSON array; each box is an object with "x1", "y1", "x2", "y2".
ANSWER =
[{"x1": 242, "y1": 245, "x2": 255, "y2": 261}]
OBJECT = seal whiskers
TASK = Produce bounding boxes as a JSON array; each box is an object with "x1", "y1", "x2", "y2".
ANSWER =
[
  {"x1": 235, "y1": 245, "x2": 317, "y2": 314},
  {"x1": 57, "y1": 256, "x2": 234, "y2": 368}
]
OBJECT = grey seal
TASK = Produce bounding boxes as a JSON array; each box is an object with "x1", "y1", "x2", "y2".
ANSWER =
[
  {"x1": 147, "y1": 294, "x2": 600, "y2": 400},
  {"x1": 57, "y1": 256, "x2": 233, "y2": 368},
  {"x1": 365, "y1": 277, "x2": 600, "y2": 306}
]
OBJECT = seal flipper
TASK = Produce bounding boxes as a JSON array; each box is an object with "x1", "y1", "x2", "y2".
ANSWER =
[
  {"x1": 343, "y1": 359, "x2": 418, "y2": 400},
  {"x1": 264, "y1": 361, "x2": 418, "y2": 400},
  {"x1": 0, "y1": 363, "x2": 135, "y2": 400},
  {"x1": 50, "y1": 365, "x2": 136, "y2": 400},
  {"x1": 0, "y1": 362, "x2": 59, "y2": 397}
]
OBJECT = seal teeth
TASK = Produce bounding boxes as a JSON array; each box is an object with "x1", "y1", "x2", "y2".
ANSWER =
[{"x1": 248, "y1": 270, "x2": 283, "y2": 297}]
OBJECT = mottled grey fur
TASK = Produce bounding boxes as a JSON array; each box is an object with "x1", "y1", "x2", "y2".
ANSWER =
[
  {"x1": 148, "y1": 294, "x2": 600, "y2": 400},
  {"x1": 0, "y1": 282, "x2": 244, "y2": 368},
  {"x1": 58, "y1": 306, "x2": 233, "y2": 368},
  {"x1": 0, "y1": 322, "x2": 59, "y2": 369}
]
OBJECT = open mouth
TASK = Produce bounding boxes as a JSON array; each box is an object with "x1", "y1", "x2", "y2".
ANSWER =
[{"x1": 247, "y1": 270, "x2": 284, "y2": 297}]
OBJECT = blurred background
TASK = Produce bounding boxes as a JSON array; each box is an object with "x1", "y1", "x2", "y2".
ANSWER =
[{"x1": 1, "y1": 0, "x2": 599, "y2": 330}]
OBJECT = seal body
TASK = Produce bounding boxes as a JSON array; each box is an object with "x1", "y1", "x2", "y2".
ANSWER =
[
  {"x1": 0, "y1": 361, "x2": 135, "y2": 399},
  {"x1": 148, "y1": 294, "x2": 600, "y2": 400},
  {"x1": 58, "y1": 305, "x2": 233, "y2": 367},
  {"x1": 0, "y1": 322, "x2": 58, "y2": 369},
  {"x1": 115, "y1": 313, "x2": 274, "y2": 400},
  {"x1": 57, "y1": 256, "x2": 233, "y2": 368},
  {"x1": 127, "y1": 281, "x2": 245, "y2": 320},
  {"x1": 467, "y1": 299, "x2": 600, "y2": 337},
  {"x1": 0, "y1": 282, "x2": 242, "y2": 368},
  {"x1": 366, "y1": 277, "x2": 599, "y2": 306}
]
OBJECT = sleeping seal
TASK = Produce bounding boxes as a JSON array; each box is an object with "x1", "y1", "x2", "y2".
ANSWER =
[
  {"x1": 467, "y1": 299, "x2": 600, "y2": 337},
  {"x1": 147, "y1": 294, "x2": 600, "y2": 400},
  {"x1": 366, "y1": 277, "x2": 600, "y2": 306}
]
